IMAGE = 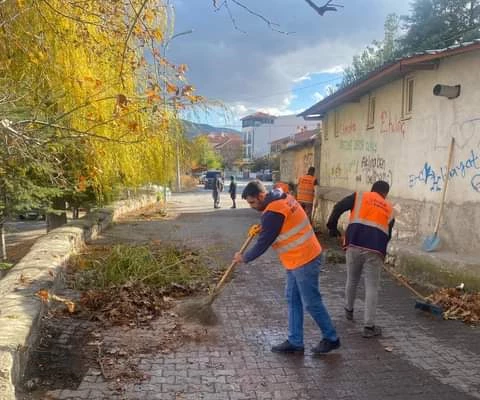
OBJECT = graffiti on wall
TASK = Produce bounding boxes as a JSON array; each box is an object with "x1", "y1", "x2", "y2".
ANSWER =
[
  {"x1": 337, "y1": 120, "x2": 357, "y2": 136},
  {"x1": 328, "y1": 154, "x2": 393, "y2": 186},
  {"x1": 380, "y1": 111, "x2": 406, "y2": 136},
  {"x1": 408, "y1": 149, "x2": 480, "y2": 192},
  {"x1": 280, "y1": 149, "x2": 315, "y2": 184},
  {"x1": 360, "y1": 154, "x2": 393, "y2": 185},
  {"x1": 339, "y1": 139, "x2": 377, "y2": 153}
]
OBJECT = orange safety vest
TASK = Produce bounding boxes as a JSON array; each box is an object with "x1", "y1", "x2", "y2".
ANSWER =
[
  {"x1": 274, "y1": 182, "x2": 289, "y2": 194},
  {"x1": 345, "y1": 191, "x2": 394, "y2": 256},
  {"x1": 296, "y1": 175, "x2": 315, "y2": 204},
  {"x1": 265, "y1": 194, "x2": 322, "y2": 269}
]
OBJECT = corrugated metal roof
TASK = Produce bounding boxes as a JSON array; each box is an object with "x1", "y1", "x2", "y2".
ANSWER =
[{"x1": 299, "y1": 39, "x2": 480, "y2": 118}]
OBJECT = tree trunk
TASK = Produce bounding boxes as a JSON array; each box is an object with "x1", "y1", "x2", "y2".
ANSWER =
[{"x1": 0, "y1": 222, "x2": 7, "y2": 261}]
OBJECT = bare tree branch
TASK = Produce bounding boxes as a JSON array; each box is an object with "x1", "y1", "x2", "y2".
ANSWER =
[
  {"x1": 304, "y1": 0, "x2": 344, "y2": 16},
  {"x1": 215, "y1": 0, "x2": 294, "y2": 35}
]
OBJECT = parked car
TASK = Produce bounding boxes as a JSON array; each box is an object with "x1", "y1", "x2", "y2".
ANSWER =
[
  {"x1": 198, "y1": 174, "x2": 207, "y2": 185},
  {"x1": 204, "y1": 170, "x2": 223, "y2": 190},
  {"x1": 18, "y1": 209, "x2": 46, "y2": 221}
]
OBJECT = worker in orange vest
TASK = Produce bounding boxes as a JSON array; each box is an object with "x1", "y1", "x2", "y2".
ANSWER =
[
  {"x1": 327, "y1": 180, "x2": 395, "y2": 338},
  {"x1": 273, "y1": 181, "x2": 290, "y2": 194},
  {"x1": 296, "y1": 166, "x2": 318, "y2": 221},
  {"x1": 233, "y1": 180, "x2": 340, "y2": 355}
]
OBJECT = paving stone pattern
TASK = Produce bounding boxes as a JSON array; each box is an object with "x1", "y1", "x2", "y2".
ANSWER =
[{"x1": 38, "y1": 193, "x2": 480, "y2": 400}]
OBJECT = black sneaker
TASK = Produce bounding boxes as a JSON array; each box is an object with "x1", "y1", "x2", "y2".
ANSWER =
[
  {"x1": 312, "y1": 338, "x2": 341, "y2": 354},
  {"x1": 271, "y1": 340, "x2": 304, "y2": 354},
  {"x1": 345, "y1": 307, "x2": 353, "y2": 321},
  {"x1": 362, "y1": 326, "x2": 382, "y2": 338}
]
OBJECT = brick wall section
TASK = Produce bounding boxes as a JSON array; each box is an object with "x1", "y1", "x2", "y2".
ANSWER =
[{"x1": 0, "y1": 193, "x2": 158, "y2": 400}]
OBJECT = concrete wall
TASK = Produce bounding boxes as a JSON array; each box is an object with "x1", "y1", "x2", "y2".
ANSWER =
[
  {"x1": 243, "y1": 115, "x2": 319, "y2": 159},
  {"x1": 279, "y1": 141, "x2": 316, "y2": 186},
  {"x1": 319, "y1": 51, "x2": 480, "y2": 255}
]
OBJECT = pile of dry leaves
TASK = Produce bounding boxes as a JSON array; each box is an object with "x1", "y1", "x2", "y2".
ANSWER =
[
  {"x1": 79, "y1": 283, "x2": 173, "y2": 327},
  {"x1": 428, "y1": 288, "x2": 480, "y2": 324}
]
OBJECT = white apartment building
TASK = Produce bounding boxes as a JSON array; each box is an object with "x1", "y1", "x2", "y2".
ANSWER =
[{"x1": 241, "y1": 112, "x2": 320, "y2": 160}]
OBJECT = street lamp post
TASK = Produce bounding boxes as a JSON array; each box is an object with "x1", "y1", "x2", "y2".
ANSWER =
[{"x1": 162, "y1": 29, "x2": 193, "y2": 196}]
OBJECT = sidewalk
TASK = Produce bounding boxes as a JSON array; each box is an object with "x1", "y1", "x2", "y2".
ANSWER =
[{"x1": 21, "y1": 192, "x2": 480, "y2": 400}]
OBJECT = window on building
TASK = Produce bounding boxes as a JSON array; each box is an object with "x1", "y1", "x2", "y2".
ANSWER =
[
  {"x1": 402, "y1": 76, "x2": 414, "y2": 117},
  {"x1": 367, "y1": 95, "x2": 376, "y2": 129}
]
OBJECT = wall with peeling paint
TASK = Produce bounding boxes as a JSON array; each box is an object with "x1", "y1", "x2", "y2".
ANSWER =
[
  {"x1": 279, "y1": 141, "x2": 316, "y2": 188},
  {"x1": 317, "y1": 51, "x2": 480, "y2": 255}
]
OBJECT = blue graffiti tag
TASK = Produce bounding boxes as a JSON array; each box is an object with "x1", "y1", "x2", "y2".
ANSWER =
[{"x1": 409, "y1": 149, "x2": 480, "y2": 192}]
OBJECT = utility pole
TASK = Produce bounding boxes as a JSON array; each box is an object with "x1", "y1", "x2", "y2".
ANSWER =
[{"x1": 162, "y1": 29, "x2": 193, "y2": 195}]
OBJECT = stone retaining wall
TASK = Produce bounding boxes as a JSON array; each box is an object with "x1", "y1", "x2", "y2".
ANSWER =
[{"x1": 0, "y1": 193, "x2": 157, "y2": 400}]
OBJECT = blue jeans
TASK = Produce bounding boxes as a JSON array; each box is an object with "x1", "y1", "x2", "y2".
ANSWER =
[{"x1": 286, "y1": 255, "x2": 338, "y2": 347}]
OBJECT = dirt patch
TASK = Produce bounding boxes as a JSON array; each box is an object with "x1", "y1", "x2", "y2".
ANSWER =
[
  {"x1": 115, "y1": 202, "x2": 167, "y2": 222},
  {"x1": 18, "y1": 310, "x2": 98, "y2": 399},
  {"x1": 6, "y1": 237, "x2": 39, "y2": 264}
]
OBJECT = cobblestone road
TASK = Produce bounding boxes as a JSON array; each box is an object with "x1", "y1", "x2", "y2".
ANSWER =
[{"x1": 32, "y1": 191, "x2": 480, "y2": 399}]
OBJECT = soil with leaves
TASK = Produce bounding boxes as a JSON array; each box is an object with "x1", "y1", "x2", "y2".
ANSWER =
[{"x1": 19, "y1": 205, "x2": 225, "y2": 399}]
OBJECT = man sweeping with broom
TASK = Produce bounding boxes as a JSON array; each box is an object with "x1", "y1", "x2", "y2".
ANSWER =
[
  {"x1": 327, "y1": 180, "x2": 394, "y2": 338},
  {"x1": 233, "y1": 181, "x2": 340, "y2": 355}
]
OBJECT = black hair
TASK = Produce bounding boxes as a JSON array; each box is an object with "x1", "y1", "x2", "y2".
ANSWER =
[
  {"x1": 308, "y1": 166, "x2": 315, "y2": 175},
  {"x1": 242, "y1": 180, "x2": 266, "y2": 199},
  {"x1": 371, "y1": 180, "x2": 390, "y2": 195}
]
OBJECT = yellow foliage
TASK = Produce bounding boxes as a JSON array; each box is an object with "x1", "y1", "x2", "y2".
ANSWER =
[{"x1": 0, "y1": 0, "x2": 197, "y2": 201}]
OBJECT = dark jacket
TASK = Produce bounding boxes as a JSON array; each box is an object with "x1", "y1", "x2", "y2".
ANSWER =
[
  {"x1": 243, "y1": 189, "x2": 286, "y2": 263},
  {"x1": 327, "y1": 192, "x2": 395, "y2": 253},
  {"x1": 229, "y1": 181, "x2": 237, "y2": 198}
]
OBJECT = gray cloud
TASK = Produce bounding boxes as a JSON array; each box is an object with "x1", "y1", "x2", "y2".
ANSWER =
[{"x1": 169, "y1": 0, "x2": 411, "y2": 114}]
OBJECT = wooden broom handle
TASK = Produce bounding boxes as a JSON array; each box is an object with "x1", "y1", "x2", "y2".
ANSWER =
[
  {"x1": 213, "y1": 234, "x2": 255, "y2": 292},
  {"x1": 433, "y1": 137, "x2": 455, "y2": 235}
]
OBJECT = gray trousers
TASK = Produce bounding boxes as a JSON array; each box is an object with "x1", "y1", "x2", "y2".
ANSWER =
[{"x1": 345, "y1": 247, "x2": 383, "y2": 327}]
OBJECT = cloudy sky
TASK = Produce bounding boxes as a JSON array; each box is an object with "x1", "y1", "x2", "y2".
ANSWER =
[{"x1": 168, "y1": 0, "x2": 411, "y2": 128}]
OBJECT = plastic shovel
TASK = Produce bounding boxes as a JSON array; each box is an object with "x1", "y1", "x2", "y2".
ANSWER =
[{"x1": 422, "y1": 137, "x2": 455, "y2": 252}]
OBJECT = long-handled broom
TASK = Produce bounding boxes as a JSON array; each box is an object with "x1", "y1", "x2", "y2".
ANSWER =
[
  {"x1": 382, "y1": 265, "x2": 443, "y2": 316},
  {"x1": 177, "y1": 224, "x2": 261, "y2": 325}
]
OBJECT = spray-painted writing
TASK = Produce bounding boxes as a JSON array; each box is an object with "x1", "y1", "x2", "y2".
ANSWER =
[
  {"x1": 335, "y1": 121, "x2": 357, "y2": 137},
  {"x1": 339, "y1": 139, "x2": 377, "y2": 153},
  {"x1": 360, "y1": 154, "x2": 392, "y2": 185},
  {"x1": 408, "y1": 149, "x2": 480, "y2": 192},
  {"x1": 380, "y1": 111, "x2": 406, "y2": 136}
]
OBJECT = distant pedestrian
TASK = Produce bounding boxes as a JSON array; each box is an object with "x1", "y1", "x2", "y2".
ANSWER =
[
  {"x1": 212, "y1": 175, "x2": 222, "y2": 209},
  {"x1": 229, "y1": 176, "x2": 237, "y2": 208},
  {"x1": 233, "y1": 181, "x2": 340, "y2": 355},
  {"x1": 297, "y1": 167, "x2": 318, "y2": 221},
  {"x1": 327, "y1": 180, "x2": 395, "y2": 338}
]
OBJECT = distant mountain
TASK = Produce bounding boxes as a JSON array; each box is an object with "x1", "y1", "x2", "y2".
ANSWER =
[{"x1": 182, "y1": 120, "x2": 242, "y2": 139}]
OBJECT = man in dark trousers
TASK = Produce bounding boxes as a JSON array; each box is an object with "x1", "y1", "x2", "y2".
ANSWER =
[
  {"x1": 228, "y1": 175, "x2": 237, "y2": 208},
  {"x1": 296, "y1": 166, "x2": 318, "y2": 221},
  {"x1": 233, "y1": 181, "x2": 340, "y2": 355},
  {"x1": 212, "y1": 175, "x2": 222, "y2": 209},
  {"x1": 327, "y1": 180, "x2": 395, "y2": 338}
]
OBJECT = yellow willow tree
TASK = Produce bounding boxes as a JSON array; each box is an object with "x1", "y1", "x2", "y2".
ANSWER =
[{"x1": 0, "y1": 0, "x2": 203, "y2": 205}]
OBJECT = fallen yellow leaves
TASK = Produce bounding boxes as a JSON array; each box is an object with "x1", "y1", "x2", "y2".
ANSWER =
[
  {"x1": 427, "y1": 288, "x2": 480, "y2": 324},
  {"x1": 36, "y1": 290, "x2": 76, "y2": 313}
]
